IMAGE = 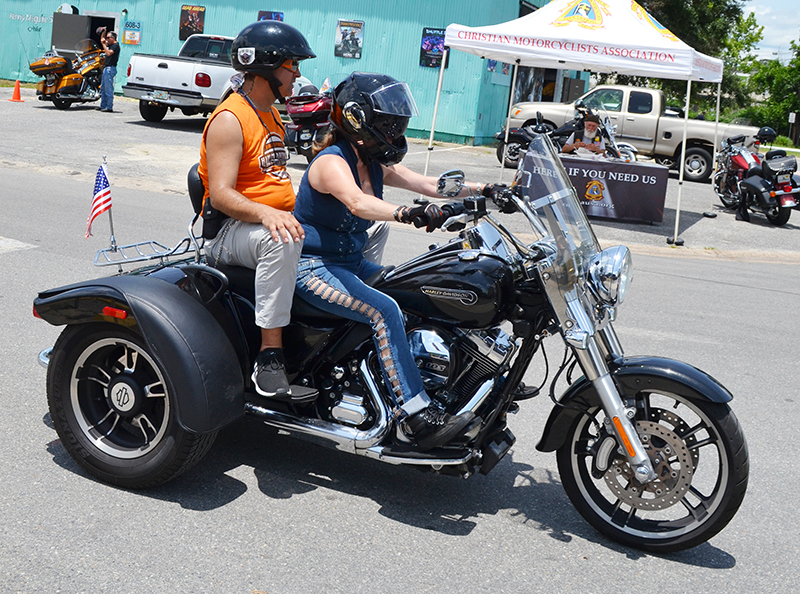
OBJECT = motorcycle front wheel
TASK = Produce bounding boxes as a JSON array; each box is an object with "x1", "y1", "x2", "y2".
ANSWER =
[
  {"x1": 496, "y1": 136, "x2": 526, "y2": 169},
  {"x1": 713, "y1": 171, "x2": 741, "y2": 209},
  {"x1": 47, "y1": 323, "x2": 217, "y2": 488},
  {"x1": 556, "y1": 386, "x2": 748, "y2": 552}
]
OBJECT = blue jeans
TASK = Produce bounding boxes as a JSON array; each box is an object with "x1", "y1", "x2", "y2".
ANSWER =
[
  {"x1": 295, "y1": 256, "x2": 430, "y2": 417},
  {"x1": 100, "y1": 66, "x2": 116, "y2": 110}
]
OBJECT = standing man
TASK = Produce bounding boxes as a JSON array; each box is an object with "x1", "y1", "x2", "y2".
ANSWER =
[
  {"x1": 198, "y1": 21, "x2": 316, "y2": 401},
  {"x1": 99, "y1": 30, "x2": 120, "y2": 112}
]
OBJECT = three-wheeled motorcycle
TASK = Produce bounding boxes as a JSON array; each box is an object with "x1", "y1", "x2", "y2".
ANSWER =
[{"x1": 33, "y1": 134, "x2": 748, "y2": 553}]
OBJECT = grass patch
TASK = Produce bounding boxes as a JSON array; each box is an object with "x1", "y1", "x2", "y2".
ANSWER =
[{"x1": 0, "y1": 79, "x2": 37, "y2": 89}]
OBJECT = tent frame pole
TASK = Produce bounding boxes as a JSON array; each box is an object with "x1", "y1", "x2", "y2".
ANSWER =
[
  {"x1": 423, "y1": 48, "x2": 450, "y2": 179},
  {"x1": 668, "y1": 79, "x2": 692, "y2": 246},
  {"x1": 499, "y1": 59, "x2": 521, "y2": 184}
]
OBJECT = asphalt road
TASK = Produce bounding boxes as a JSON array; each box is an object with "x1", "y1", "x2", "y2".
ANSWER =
[{"x1": 2, "y1": 87, "x2": 800, "y2": 593}]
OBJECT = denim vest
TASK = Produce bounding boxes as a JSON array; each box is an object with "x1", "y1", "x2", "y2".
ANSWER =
[{"x1": 294, "y1": 141, "x2": 384, "y2": 262}]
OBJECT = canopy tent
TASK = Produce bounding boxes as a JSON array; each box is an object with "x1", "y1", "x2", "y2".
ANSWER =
[{"x1": 426, "y1": 0, "x2": 724, "y2": 244}]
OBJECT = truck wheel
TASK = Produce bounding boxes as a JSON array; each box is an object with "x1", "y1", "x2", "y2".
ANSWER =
[
  {"x1": 139, "y1": 100, "x2": 168, "y2": 122},
  {"x1": 47, "y1": 323, "x2": 217, "y2": 488},
  {"x1": 682, "y1": 148, "x2": 713, "y2": 183}
]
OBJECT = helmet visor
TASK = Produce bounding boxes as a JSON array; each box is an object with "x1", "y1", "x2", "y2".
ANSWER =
[{"x1": 369, "y1": 81, "x2": 419, "y2": 118}]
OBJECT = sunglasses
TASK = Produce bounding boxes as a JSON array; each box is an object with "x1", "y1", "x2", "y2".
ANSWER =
[{"x1": 281, "y1": 58, "x2": 301, "y2": 73}]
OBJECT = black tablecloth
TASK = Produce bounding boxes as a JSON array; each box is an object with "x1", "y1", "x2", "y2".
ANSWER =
[{"x1": 560, "y1": 155, "x2": 669, "y2": 223}]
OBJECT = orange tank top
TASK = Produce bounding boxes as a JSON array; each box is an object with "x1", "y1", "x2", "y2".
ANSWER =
[{"x1": 198, "y1": 92, "x2": 294, "y2": 211}]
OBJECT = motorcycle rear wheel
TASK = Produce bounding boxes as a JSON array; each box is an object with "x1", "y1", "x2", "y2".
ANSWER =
[
  {"x1": 47, "y1": 323, "x2": 217, "y2": 488},
  {"x1": 713, "y1": 171, "x2": 741, "y2": 209},
  {"x1": 556, "y1": 386, "x2": 748, "y2": 552},
  {"x1": 53, "y1": 98, "x2": 72, "y2": 110},
  {"x1": 765, "y1": 206, "x2": 791, "y2": 226}
]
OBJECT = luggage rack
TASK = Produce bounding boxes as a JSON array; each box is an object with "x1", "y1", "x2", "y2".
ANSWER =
[{"x1": 94, "y1": 236, "x2": 198, "y2": 268}]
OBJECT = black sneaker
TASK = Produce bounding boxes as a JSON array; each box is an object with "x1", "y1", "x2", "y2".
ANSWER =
[
  {"x1": 405, "y1": 404, "x2": 476, "y2": 451},
  {"x1": 252, "y1": 348, "x2": 291, "y2": 399}
]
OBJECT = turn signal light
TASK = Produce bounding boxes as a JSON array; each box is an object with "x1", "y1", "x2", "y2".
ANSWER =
[
  {"x1": 195, "y1": 72, "x2": 211, "y2": 87},
  {"x1": 102, "y1": 306, "x2": 128, "y2": 320},
  {"x1": 612, "y1": 416, "x2": 637, "y2": 458}
]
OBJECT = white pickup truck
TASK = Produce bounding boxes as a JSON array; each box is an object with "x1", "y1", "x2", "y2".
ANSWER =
[
  {"x1": 508, "y1": 85, "x2": 759, "y2": 182},
  {"x1": 122, "y1": 34, "x2": 235, "y2": 122}
]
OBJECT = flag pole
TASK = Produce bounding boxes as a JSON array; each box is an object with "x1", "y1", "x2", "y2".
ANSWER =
[{"x1": 102, "y1": 155, "x2": 118, "y2": 253}]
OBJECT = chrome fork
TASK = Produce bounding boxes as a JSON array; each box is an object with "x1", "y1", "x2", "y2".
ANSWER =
[{"x1": 575, "y1": 329, "x2": 656, "y2": 484}]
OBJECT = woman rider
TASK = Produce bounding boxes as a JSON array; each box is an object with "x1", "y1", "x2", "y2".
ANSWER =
[{"x1": 292, "y1": 72, "x2": 501, "y2": 451}]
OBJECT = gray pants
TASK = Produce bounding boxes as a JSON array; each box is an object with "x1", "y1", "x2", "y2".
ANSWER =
[
  {"x1": 363, "y1": 220, "x2": 390, "y2": 265},
  {"x1": 206, "y1": 219, "x2": 302, "y2": 329}
]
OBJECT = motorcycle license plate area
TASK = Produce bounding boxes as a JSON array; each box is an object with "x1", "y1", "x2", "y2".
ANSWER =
[
  {"x1": 778, "y1": 173, "x2": 791, "y2": 184},
  {"x1": 300, "y1": 132, "x2": 312, "y2": 140},
  {"x1": 152, "y1": 89, "x2": 170, "y2": 101}
]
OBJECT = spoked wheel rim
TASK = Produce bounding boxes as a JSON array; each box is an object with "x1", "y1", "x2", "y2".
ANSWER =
[
  {"x1": 70, "y1": 337, "x2": 170, "y2": 458},
  {"x1": 567, "y1": 391, "x2": 729, "y2": 541},
  {"x1": 685, "y1": 153, "x2": 709, "y2": 178}
]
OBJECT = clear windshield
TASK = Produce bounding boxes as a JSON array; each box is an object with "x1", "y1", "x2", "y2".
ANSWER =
[
  {"x1": 75, "y1": 39, "x2": 99, "y2": 54},
  {"x1": 511, "y1": 134, "x2": 600, "y2": 286}
]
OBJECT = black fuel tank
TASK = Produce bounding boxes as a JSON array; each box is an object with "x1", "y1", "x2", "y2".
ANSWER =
[{"x1": 377, "y1": 244, "x2": 514, "y2": 328}]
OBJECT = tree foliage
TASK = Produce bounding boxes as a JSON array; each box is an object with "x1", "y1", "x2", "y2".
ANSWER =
[{"x1": 738, "y1": 41, "x2": 800, "y2": 141}]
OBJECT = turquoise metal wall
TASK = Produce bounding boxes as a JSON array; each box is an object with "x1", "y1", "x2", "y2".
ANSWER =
[{"x1": 3, "y1": 0, "x2": 535, "y2": 144}]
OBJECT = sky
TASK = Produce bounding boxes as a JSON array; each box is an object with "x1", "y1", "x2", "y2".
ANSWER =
[{"x1": 744, "y1": 0, "x2": 799, "y2": 62}]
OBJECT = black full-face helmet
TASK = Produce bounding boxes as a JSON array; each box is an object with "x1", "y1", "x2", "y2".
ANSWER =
[
  {"x1": 329, "y1": 72, "x2": 419, "y2": 166},
  {"x1": 755, "y1": 126, "x2": 777, "y2": 144},
  {"x1": 231, "y1": 21, "x2": 315, "y2": 99}
]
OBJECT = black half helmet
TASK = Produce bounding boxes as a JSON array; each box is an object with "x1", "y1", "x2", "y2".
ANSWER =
[
  {"x1": 330, "y1": 72, "x2": 419, "y2": 166},
  {"x1": 756, "y1": 126, "x2": 777, "y2": 144},
  {"x1": 231, "y1": 21, "x2": 315, "y2": 77}
]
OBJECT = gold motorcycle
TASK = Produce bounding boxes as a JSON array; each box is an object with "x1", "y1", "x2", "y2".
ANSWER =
[{"x1": 29, "y1": 39, "x2": 105, "y2": 110}]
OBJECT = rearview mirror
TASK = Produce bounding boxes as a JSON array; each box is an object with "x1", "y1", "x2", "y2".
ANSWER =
[{"x1": 437, "y1": 170, "x2": 465, "y2": 197}]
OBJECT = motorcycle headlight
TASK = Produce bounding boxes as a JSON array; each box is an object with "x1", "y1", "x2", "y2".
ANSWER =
[{"x1": 588, "y1": 245, "x2": 633, "y2": 306}]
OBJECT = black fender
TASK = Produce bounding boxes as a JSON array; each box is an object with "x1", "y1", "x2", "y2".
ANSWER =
[
  {"x1": 35, "y1": 275, "x2": 244, "y2": 434},
  {"x1": 536, "y1": 356, "x2": 732, "y2": 453}
]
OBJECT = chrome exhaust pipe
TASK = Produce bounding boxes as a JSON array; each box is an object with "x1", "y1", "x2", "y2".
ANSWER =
[{"x1": 245, "y1": 359, "x2": 390, "y2": 453}]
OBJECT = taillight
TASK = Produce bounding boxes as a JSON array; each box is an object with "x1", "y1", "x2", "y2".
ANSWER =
[
  {"x1": 102, "y1": 306, "x2": 128, "y2": 320},
  {"x1": 195, "y1": 72, "x2": 211, "y2": 87},
  {"x1": 784, "y1": 184, "x2": 793, "y2": 193},
  {"x1": 33, "y1": 305, "x2": 42, "y2": 319},
  {"x1": 127, "y1": 63, "x2": 131, "y2": 77}
]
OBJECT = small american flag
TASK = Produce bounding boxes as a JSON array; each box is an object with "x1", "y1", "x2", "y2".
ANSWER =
[{"x1": 86, "y1": 164, "x2": 112, "y2": 238}]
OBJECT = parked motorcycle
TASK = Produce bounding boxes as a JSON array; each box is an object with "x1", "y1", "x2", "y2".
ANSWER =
[
  {"x1": 33, "y1": 134, "x2": 748, "y2": 552},
  {"x1": 496, "y1": 102, "x2": 636, "y2": 168},
  {"x1": 29, "y1": 39, "x2": 105, "y2": 110},
  {"x1": 284, "y1": 84, "x2": 332, "y2": 163},
  {"x1": 714, "y1": 127, "x2": 799, "y2": 226}
]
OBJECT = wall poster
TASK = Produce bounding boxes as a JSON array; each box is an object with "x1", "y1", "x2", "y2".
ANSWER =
[
  {"x1": 122, "y1": 20, "x2": 142, "y2": 45},
  {"x1": 419, "y1": 27, "x2": 448, "y2": 68},
  {"x1": 258, "y1": 11, "x2": 284, "y2": 21},
  {"x1": 179, "y1": 5, "x2": 205, "y2": 41},
  {"x1": 335, "y1": 20, "x2": 363, "y2": 59}
]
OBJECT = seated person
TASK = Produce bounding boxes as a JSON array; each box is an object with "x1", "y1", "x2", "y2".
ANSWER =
[
  {"x1": 562, "y1": 114, "x2": 605, "y2": 156},
  {"x1": 292, "y1": 72, "x2": 501, "y2": 451},
  {"x1": 198, "y1": 21, "x2": 316, "y2": 401}
]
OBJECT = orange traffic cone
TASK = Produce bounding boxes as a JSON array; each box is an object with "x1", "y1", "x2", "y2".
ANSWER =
[{"x1": 8, "y1": 80, "x2": 24, "y2": 102}]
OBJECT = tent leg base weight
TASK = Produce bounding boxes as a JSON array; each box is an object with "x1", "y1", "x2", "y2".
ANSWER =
[{"x1": 666, "y1": 236, "x2": 685, "y2": 246}]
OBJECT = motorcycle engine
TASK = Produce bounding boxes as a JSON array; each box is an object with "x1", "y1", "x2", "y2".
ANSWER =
[{"x1": 407, "y1": 326, "x2": 516, "y2": 402}]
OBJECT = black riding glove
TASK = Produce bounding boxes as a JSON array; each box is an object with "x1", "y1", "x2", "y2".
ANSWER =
[
  {"x1": 482, "y1": 183, "x2": 508, "y2": 198},
  {"x1": 396, "y1": 203, "x2": 447, "y2": 232}
]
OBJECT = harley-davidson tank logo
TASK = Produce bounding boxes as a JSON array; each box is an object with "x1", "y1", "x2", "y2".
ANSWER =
[
  {"x1": 421, "y1": 286, "x2": 478, "y2": 306},
  {"x1": 552, "y1": 0, "x2": 611, "y2": 30}
]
